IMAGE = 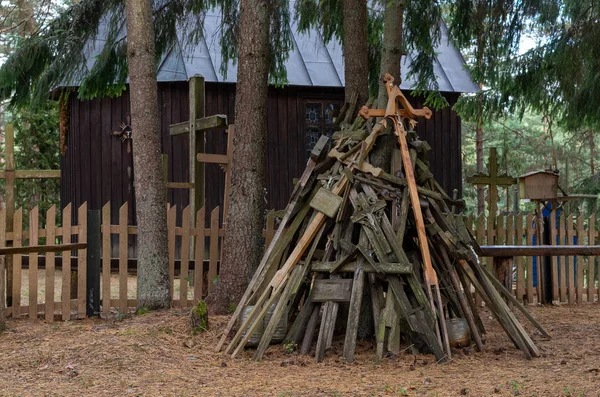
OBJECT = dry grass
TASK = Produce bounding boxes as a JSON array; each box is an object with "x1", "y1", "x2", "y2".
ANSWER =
[
  {"x1": 18, "y1": 270, "x2": 193, "y2": 305},
  {"x1": 0, "y1": 304, "x2": 599, "y2": 396}
]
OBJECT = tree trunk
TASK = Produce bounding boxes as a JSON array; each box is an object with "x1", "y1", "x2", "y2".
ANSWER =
[
  {"x1": 377, "y1": 0, "x2": 404, "y2": 108},
  {"x1": 342, "y1": 0, "x2": 369, "y2": 106},
  {"x1": 207, "y1": 0, "x2": 270, "y2": 314},
  {"x1": 590, "y1": 132, "x2": 595, "y2": 176},
  {"x1": 476, "y1": 99, "x2": 485, "y2": 215},
  {"x1": 125, "y1": 0, "x2": 170, "y2": 310},
  {"x1": 371, "y1": 0, "x2": 404, "y2": 177},
  {"x1": 17, "y1": 0, "x2": 34, "y2": 36},
  {"x1": 475, "y1": 26, "x2": 485, "y2": 215},
  {"x1": 0, "y1": 254, "x2": 4, "y2": 330}
]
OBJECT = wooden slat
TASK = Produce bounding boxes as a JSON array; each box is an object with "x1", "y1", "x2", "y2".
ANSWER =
[
  {"x1": 102, "y1": 203, "x2": 111, "y2": 315},
  {"x1": 486, "y1": 211, "x2": 495, "y2": 271},
  {"x1": 0, "y1": 209, "x2": 5, "y2": 326},
  {"x1": 167, "y1": 205, "x2": 176, "y2": 297},
  {"x1": 567, "y1": 215, "x2": 575, "y2": 304},
  {"x1": 208, "y1": 206, "x2": 219, "y2": 293},
  {"x1": 465, "y1": 214, "x2": 474, "y2": 235},
  {"x1": 576, "y1": 215, "x2": 585, "y2": 304},
  {"x1": 559, "y1": 213, "x2": 567, "y2": 303},
  {"x1": 12, "y1": 170, "x2": 61, "y2": 179},
  {"x1": 475, "y1": 214, "x2": 486, "y2": 306},
  {"x1": 222, "y1": 125, "x2": 234, "y2": 227},
  {"x1": 29, "y1": 206, "x2": 39, "y2": 320},
  {"x1": 343, "y1": 267, "x2": 365, "y2": 362},
  {"x1": 193, "y1": 206, "x2": 206, "y2": 302},
  {"x1": 77, "y1": 203, "x2": 87, "y2": 318},
  {"x1": 480, "y1": 245, "x2": 600, "y2": 256},
  {"x1": 0, "y1": 243, "x2": 86, "y2": 255},
  {"x1": 11, "y1": 208, "x2": 23, "y2": 318},
  {"x1": 506, "y1": 213, "x2": 514, "y2": 296},
  {"x1": 119, "y1": 203, "x2": 128, "y2": 314},
  {"x1": 516, "y1": 212, "x2": 525, "y2": 302},
  {"x1": 497, "y1": 214, "x2": 505, "y2": 246},
  {"x1": 45, "y1": 206, "x2": 56, "y2": 322},
  {"x1": 535, "y1": 205, "x2": 543, "y2": 302},
  {"x1": 61, "y1": 204, "x2": 71, "y2": 321},
  {"x1": 169, "y1": 114, "x2": 227, "y2": 136},
  {"x1": 495, "y1": 215, "x2": 506, "y2": 285},
  {"x1": 550, "y1": 206, "x2": 558, "y2": 301},
  {"x1": 265, "y1": 210, "x2": 276, "y2": 249},
  {"x1": 196, "y1": 153, "x2": 228, "y2": 164},
  {"x1": 311, "y1": 279, "x2": 353, "y2": 302},
  {"x1": 180, "y1": 206, "x2": 191, "y2": 307},
  {"x1": 589, "y1": 215, "x2": 597, "y2": 303},
  {"x1": 166, "y1": 182, "x2": 194, "y2": 189},
  {"x1": 526, "y1": 213, "x2": 534, "y2": 303}
]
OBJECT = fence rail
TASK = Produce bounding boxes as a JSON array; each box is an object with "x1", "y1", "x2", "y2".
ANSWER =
[
  {"x1": 2, "y1": 202, "x2": 280, "y2": 321},
  {"x1": 3, "y1": 202, "x2": 599, "y2": 321},
  {"x1": 465, "y1": 212, "x2": 599, "y2": 304}
]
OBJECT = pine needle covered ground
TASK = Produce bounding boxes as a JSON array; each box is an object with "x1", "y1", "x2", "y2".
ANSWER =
[{"x1": 0, "y1": 306, "x2": 598, "y2": 396}]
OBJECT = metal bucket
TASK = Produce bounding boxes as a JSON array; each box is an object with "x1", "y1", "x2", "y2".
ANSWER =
[
  {"x1": 447, "y1": 317, "x2": 471, "y2": 348},
  {"x1": 264, "y1": 303, "x2": 288, "y2": 344},
  {"x1": 240, "y1": 306, "x2": 264, "y2": 347}
]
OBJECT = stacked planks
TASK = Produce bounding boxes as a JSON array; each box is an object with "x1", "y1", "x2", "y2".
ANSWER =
[{"x1": 216, "y1": 76, "x2": 549, "y2": 362}]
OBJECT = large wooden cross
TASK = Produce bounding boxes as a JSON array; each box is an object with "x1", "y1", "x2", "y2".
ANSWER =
[
  {"x1": 466, "y1": 148, "x2": 516, "y2": 217},
  {"x1": 167, "y1": 75, "x2": 227, "y2": 223},
  {"x1": 0, "y1": 124, "x2": 61, "y2": 306}
]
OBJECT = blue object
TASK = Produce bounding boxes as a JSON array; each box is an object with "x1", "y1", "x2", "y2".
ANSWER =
[{"x1": 532, "y1": 202, "x2": 576, "y2": 288}]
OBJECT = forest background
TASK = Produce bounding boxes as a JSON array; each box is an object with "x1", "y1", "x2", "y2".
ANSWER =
[{"x1": 0, "y1": 0, "x2": 598, "y2": 220}]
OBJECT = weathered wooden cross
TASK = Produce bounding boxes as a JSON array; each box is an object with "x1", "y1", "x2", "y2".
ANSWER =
[
  {"x1": 0, "y1": 124, "x2": 61, "y2": 306},
  {"x1": 467, "y1": 147, "x2": 516, "y2": 279},
  {"x1": 466, "y1": 147, "x2": 516, "y2": 218},
  {"x1": 166, "y1": 75, "x2": 227, "y2": 224}
]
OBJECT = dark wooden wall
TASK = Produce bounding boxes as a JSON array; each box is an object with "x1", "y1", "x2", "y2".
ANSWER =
[{"x1": 61, "y1": 82, "x2": 461, "y2": 229}]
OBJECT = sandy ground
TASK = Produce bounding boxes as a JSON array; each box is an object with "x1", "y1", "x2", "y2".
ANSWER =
[
  {"x1": 0, "y1": 304, "x2": 599, "y2": 397},
  {"x1": 18, "y1": 270, "x2": 192, "y2": 305}
]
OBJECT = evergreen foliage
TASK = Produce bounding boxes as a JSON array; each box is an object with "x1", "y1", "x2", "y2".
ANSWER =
[
  {"x1": 2, "y1": 101, "x2": 60, "y2": 218},
  {"x1": 295, "y1": 0, "x2": 448, "y2": 108},
  {"x1": 501, "y1": 0, "x2": 600, "y2": 129},
  {"x1": 0, "y1": 0, "x2": 294, "y2": 108},
  {"x1": 462, "y1": 112, "x2": 598, "y2": 215}
]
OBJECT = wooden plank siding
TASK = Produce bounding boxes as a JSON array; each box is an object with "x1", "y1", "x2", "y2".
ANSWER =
[{"x1": 61, "y1": 83, "x2": 462, "y2": 233}]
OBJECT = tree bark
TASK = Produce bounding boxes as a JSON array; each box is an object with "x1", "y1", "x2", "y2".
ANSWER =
[
  {"x1": 476, "y1": 96, "x2": 485, "y2": 215},
  {"x1": 125, "y1": 0, "x2": 170, "y2": 310},
  {"x1": 207, "y1": 0, "x2": 270, "y2": 314},
  {"x1": 590, "y1": 132, "x2": 595, "y2": 175},
  {"x1": 342, "y1": 0, "x2": 369, "y2": 106},
  {"x1": 377, "y1": 0, "x2": 404, "y2": 108},
  {"x1": 371, "y1": 0, "x2": 404, "y2": 176},
  {"x1": 475, "y1": 25, "x2": 485, "y2": 215}
]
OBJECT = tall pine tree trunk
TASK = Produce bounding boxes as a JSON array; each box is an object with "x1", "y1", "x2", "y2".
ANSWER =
[
  {"x1": 377, "y1": 0, "x2": 404, "y2": 108},
  {"x1": 476, "y1": 93, "x2": 485, "y2": 215},
  {"x1": 207, "y1": 0, "x2": 270, "y2": 314},
  {"x1": 371, "y1": 0, "x2": 404, "y2": 170},
  {"x1": 590, "y1": 132, "x2": 595, "y2": 175},
  {"x1": 125, "y1": 0, "x2": 170, "y2": 310},
  {"x1": 475, "y1": 27, "x2": 485, "y2": 215},
  {"x1": 342, "y1": 0, "x2": 369, "y2": 105}
]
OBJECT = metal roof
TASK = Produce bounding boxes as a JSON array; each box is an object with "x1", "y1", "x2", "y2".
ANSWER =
[{"x1": 80, "y1": 8, "x2": 478, "y2": 93}]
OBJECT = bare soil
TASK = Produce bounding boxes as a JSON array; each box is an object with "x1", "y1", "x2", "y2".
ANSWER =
[{"x1": 1, "y1": 304, "x2": 599, "y2": 396}]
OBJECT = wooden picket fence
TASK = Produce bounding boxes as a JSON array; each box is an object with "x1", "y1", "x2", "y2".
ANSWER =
[
  {"x1": 4, "y1": 202, "x2": 600, "y2": 321},
  {"x1": 3, "y1": 202, "x2": 280, "y2": 321},
  {"x1": 465, "y1": 212, "x2": 599, "y2": 304},
  {"x1": 1, "y1": 203, "x2": 88, "y2": 321}
]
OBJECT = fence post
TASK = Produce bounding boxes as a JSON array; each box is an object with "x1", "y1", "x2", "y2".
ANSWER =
[{"x1": 87, "y1": 210, "x2": 101, "y2": 317}]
